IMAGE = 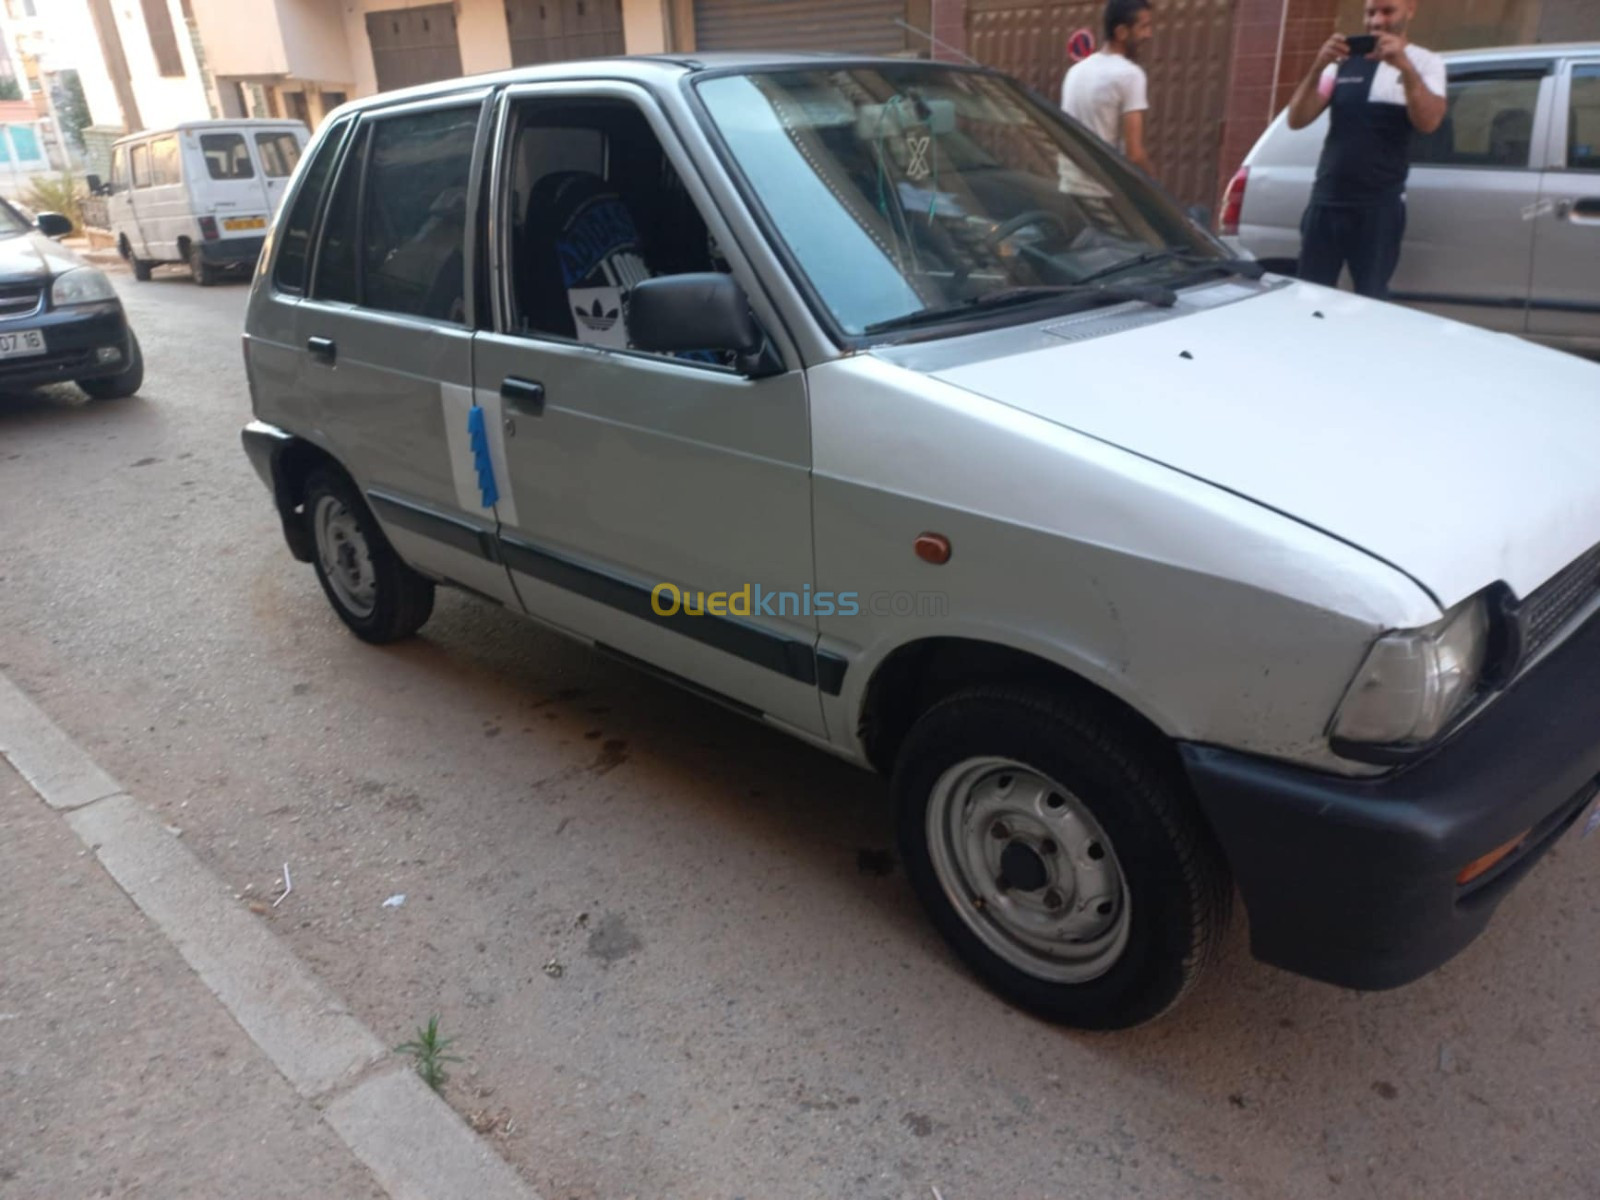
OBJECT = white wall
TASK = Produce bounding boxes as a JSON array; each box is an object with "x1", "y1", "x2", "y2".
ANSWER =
[
  {"x1": 188, "y1": 0, "x2": 288, "y2": 77},
  {"x1": 30, "y1": 0, "x2": 121, "y2": 129},
  {"x1": 276, "y1": 0, "x2": 354, "y2": 84},
  {"x1": 111, "y1": 0, "x2": 213, "y2": 129}
]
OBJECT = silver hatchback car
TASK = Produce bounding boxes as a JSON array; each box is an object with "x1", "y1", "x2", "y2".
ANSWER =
[
  {"x1": 1222, "y1": 42, "x2": 1600, "y2": 356},
  {"x1": 243, "y1": 54, "x2": 1600, "y2": 1029}
]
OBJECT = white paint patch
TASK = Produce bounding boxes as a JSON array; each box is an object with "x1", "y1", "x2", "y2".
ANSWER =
[
  {"x1": 473, "y1": 383, "x2": 519, "y2": 528},
  {"x1": 440, "y1": 381, "x2": 495, "y2": 520}
]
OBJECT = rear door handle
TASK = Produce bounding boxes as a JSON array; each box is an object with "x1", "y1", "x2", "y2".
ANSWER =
[
  {"x1": 501, "y1": 376, "x2": 545, "y2": 416},
  {"x1": 1571, "y1": 198, "x2": 1600, "y2": 225},
  {"x1": 307, "y1": 336, "x2": 336, "y2": 365}
]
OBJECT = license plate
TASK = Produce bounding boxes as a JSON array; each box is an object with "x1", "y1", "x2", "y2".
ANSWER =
[
  {"x1": 223, "y1": 216, "x2": 266, "y2": 231},
  {"x1": 0, "y1": 329, "x2": 46, "y2": 360}
]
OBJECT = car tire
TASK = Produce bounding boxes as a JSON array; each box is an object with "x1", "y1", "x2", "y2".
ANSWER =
[
  {"x1": 132, "y1": 258, "x2": 153, "y2": 282},
  {"x1": 892, "y1": 685, "x2": 1231, "y2": 1030},
  {"x1": 189, "y1": 245, "x2": 218, "y2": 287},
  {"x1": 304, "y1": 467, "x2": 434, "y2": 644},
  {"x1": 77, "y1": 331, "x2": 144, "y2": 400}
]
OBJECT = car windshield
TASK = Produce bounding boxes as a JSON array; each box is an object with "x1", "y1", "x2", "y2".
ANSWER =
[
  {"x1": 695, "y1": 64, "x2": 1224, "y2": 336},
  {"x1": 0, "y1": 201, "x2": 32, "y2": 237}
]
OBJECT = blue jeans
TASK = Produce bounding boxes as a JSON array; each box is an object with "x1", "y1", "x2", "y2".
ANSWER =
[{"x1": 1297, "y1": 198, "x2": 1408, "y2": 300}]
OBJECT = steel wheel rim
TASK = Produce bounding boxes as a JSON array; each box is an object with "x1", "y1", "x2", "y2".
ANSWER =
[
  {"x1": 927, "y1": 757, "x2": 1132, "y2": 984},
  {"x1": 313, "y1": 494, "x2": 376, "y2": 618}
]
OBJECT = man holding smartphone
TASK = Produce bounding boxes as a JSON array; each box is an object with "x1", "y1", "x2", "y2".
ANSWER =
[{"x1": 1285, "y1": 0, "x2": 1446, "y2": 299}]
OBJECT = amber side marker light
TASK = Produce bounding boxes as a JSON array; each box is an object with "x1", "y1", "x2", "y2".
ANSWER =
[{"x1": 1456, "y1": 832, "x2": 1530, "y2": 887}]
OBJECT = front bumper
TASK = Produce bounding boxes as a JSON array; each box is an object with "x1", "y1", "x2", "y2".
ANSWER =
[
  {"x1": 0, "y1": 301, "x2": 133, "y2": 389},
  {"x1": 1182, "y1": 606, "x2": 1600, "y2": 991}
]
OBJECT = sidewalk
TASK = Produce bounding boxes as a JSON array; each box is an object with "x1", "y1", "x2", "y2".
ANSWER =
[{"x1": 0, "y1": 765, "x2": 388, "y2": 1199}]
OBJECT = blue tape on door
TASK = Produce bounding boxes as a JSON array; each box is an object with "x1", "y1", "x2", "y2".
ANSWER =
[{"x1": 466, "y1": 404, "x2": 499, "y2": 509}]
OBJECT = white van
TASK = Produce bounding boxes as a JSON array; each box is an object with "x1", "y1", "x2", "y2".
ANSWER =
[{"x1": 104, "y1": 119, "x2": 309, "y2": 286}]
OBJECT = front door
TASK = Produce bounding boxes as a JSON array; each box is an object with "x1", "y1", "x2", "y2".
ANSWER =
[
  {"x1": 106, "y1": 144, "x2": 145, "y2": 259},
  {"x1": 295, "y1": 93, "x2": 517, "y2": 607},
  {"x1": 471, "y1": 83, "x2": 825, "y2": 736},
  {"x1": 1529, "y1": 61, "x2": 1600, "y2": 346},
  {"x1": 1391, "y1": 62, "x2": 1551, "y2": 333}
]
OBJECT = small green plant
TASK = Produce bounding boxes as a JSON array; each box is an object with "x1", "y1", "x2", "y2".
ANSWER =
[
  {"x1": 395, "y1": 1015, "x2": 462, "y2": 1093},
  {"x1": 21, "y1": 172, "x2": 84, "y2": 233}
]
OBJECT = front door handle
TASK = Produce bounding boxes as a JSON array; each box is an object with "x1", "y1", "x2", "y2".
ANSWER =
[
  {"x1": 501, "y1": 376, "x2": 545, "y2": 416},
  {"x1": 307, "y1": 336, "x2": 336, "y2": 365}
]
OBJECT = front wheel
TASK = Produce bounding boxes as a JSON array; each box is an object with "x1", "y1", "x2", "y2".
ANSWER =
[
  {"x1": 304, "y1": 468, "x2": 434, "y2": 644},
  {"x1": 893, "y1": 686, "x2": 1231, "y2": 1030}
]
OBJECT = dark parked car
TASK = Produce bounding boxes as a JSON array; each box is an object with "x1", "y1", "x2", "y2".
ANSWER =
[{"x1": 0, "y1": 200, "x2": 142, "y2": 399}]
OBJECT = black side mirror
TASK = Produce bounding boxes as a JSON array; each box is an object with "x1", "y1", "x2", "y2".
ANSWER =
[
  {"x1": 86, "y1": 174, "x2": 105, "y2": 196},
  {"x1": 35, "y1": 212, "x2": 72, "y2": 239},
  {"x1": 628, "y1": 273, "x2": 780, "y2": 377}
]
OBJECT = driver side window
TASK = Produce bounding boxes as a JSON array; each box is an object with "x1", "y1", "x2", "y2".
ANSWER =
[{"x1": 502, "y1": 98, "x2": 731, "y2": 362}]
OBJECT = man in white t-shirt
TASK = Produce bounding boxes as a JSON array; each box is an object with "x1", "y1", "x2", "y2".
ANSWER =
[
  {"x1": 1285, "y1": 0, "x2": 1447, "y2": 298},
  {"x1": 1060, "y1": 0, "x2": 1154, "y2": 176}
]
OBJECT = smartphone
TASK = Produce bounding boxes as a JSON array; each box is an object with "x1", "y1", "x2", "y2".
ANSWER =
[{"x1": 1345, "y1": 33, "x2": 1378, "y2": 57}]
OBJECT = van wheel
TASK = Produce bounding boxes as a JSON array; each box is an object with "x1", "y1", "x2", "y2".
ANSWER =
[
  {"x1": 189, "y1": 245, "x2": 218, "y2": 287},
  {"x1": 132, "y1": 258, "x2": 153, "y2": 282},
  {"x1": 892, "y1": 685, "x2": 1231, "y2": 1030},
  {"x1": 78, "y1": 331, "x2": 144, "y2": 400},
  {"x1": 304, "y1": 468, "x2": 434, "y2": 644}
]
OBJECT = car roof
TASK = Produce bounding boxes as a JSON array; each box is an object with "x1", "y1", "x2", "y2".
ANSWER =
[
  {"x1": 1441, "y1": 41, "x2": 1600, "y2": 63},
  {"x1": 113, "y1": 119, "x2": 308, "y2": 146},
  {"x1": 325, "y1": 51, "x2": 972, "y2": 117}
]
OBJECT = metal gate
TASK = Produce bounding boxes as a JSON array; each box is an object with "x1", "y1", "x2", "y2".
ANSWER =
[
  {"x1": 966, "y1": 0, "x2": 1235, "y2": 210},
  {"x1": 365, "y1": 4, "x2": 464, "y2": 94},
  {"x1": 505, "y1": 0, "x2": 625, "y2": 65},
  {"x1": 694, "y1": 0, "x2": 909, "y2": 55}
]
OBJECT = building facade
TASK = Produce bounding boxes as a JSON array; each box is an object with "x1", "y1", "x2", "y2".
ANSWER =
[{"x1": 184, "y1": 0, "x2": 1599, "y2": 212}]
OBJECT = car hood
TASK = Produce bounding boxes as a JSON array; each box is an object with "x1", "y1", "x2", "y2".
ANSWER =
[
  {"x1": 898, "y1": 280, "x2": 1600, "y2": 608},
  {"x1": 0, "y1": 230, "x2": 81, "y2": 284}
]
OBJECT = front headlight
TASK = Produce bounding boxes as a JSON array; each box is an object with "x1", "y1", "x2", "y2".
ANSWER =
[
  {"x1": 1331, "y1": 596, "x2": 1490, "y2": 749},
  {"x1": 51, "y1": 268, "x2": 117, "y2": 307}
]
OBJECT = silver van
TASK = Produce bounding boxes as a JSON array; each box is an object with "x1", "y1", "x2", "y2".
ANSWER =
[
  {"x1": 1221, "y1": 43, "x2": 1600, "y2": 356},
  {"x1": 242, "y1": 55, "x2": 1600, "y2": 1029}
]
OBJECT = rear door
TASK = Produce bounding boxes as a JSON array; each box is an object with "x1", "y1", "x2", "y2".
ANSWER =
[
  {"x1": 296, "y1": 91, "x2": 517, "y2": 606},
  {"x1": 187, "y1": 127, "x2": 274, "y2": 247},
  {"x1": 253, "y1": 125, "x2": 308, "y2": 216},
  {"x1": 1529, "y1": 59, "x2": 1600, "y2": 348},
  {"x1": 1389, "y1": 59, "x2": 1554, "y2": 333}
]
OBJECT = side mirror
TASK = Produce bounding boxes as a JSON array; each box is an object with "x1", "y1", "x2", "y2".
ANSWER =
[
  {"x1": 35, "y1": 212, "x2": 72, "y2": 239},
  {"x1": 628, "y1": 273, "x2": 780, "y2": 377},
  {"x1": 86, "y1": 173, "x2": 106, "y2": 196}
]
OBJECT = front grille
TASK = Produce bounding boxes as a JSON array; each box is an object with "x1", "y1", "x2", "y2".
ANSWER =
[
  {"x1": 0, "y1": 284, "x2": 42, "y2": 319},
  {"x1": 1519, "y1": 543, "x2": 1600, "y2": 660},
  {"x1": 0, "y1": 347, "x2": 92, "y2": 379}
]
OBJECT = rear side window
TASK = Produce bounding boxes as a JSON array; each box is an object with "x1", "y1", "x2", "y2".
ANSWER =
[
  {"x1": 273, "y1": 117, "x2": 350, "y2": 294},
  {"x1": 313, "y1": 124, "x2": 369, "y2": 304},
  {"x1": 1412, "y1": 71, "x2": 1544, "y2": 168},
  {"x1": 1570, "y1": 65, "x2": 1600, "y2": 170},
  {"x1": 360, "y1": 105, "x2": 478, "y2": 323},
  {"x1": 256, "y1": 131, "x2": 302, "y2": 178},
  {"x1": 130, "y1": 143, "x2": 150, "y2": 188},
  {"x1": 150, "y1": 135, "x2": 179, "y2": 185},
  {"x1": 201, "y1": 133, "x2": 255, "y2": 180}
]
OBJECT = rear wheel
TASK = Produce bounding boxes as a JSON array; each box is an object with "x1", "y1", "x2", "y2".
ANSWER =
[
  {"x1": 189, "y1": 243, "x2": 218, "y2": 287},
  {"x1": 78, "y1": 331, "x2": 144, "y2": 400},
  {"x1": 304, "y1": 468, "x2": 434, "y2": 643},
  {"x1": 131, "y1": 258, "x2": 153, "y2": 282},
  {"x1": 893, "y1": 685, "x2": 1231, "y2": 1030}
]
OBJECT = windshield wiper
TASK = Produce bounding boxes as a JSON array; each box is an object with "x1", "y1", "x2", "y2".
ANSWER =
[
  {"x1": 863, "y1": 281, "x2": 1178, "y2": 336},
  {"x1": 1074, "y1": 249, "x2": 1266, "y2": 288}
]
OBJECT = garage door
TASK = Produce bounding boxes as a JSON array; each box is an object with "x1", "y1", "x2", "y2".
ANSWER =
[
  {"x1": 967, "y1": 0, "x2": 1234, "y2": 210},
  {"x1": 366, "y1": 4, "x2": 464, "y2": 94},
  {"x1": 505, "y1": 0, "x2": 625, "y2": 65},
  {"x1": 694, "y1": 0, "x2": 909, "y2": 56}
]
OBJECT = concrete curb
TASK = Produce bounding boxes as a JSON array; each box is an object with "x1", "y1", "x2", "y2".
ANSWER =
[{"x1": 1, "y1": 670, "x2": 542, "y2": 1200}]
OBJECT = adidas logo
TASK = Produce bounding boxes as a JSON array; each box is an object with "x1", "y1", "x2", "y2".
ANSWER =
[{"x1": 574, "y1": 297, "x2": 619, "y2": 332}]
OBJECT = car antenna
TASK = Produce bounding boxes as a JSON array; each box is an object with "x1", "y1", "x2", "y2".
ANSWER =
[{"x1": 894, "y1": 19, "x2": 984, "y2": 67}]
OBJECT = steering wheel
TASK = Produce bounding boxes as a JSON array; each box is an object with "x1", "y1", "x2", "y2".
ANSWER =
[{"x1": 982, "y1": 209, "x2": 1073, "y2": 253}]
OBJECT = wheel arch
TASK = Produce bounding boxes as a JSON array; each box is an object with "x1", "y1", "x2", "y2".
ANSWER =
[
  {"x1": 244, "y1": 426, "x2": 347, "y2": 563},
  {"x1": 856, "y1": 636, "x2": 1182, "y2": 780}
]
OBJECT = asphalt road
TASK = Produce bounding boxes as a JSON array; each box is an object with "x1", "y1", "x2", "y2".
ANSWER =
[{"x1": 3, "y1": 268, "x2": 1597, "y2": 1200}]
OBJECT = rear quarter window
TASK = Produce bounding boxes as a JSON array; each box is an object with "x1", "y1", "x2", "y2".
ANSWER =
[{"x1": 272, "y1": 117, "x2": 352, "y2": 295}]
